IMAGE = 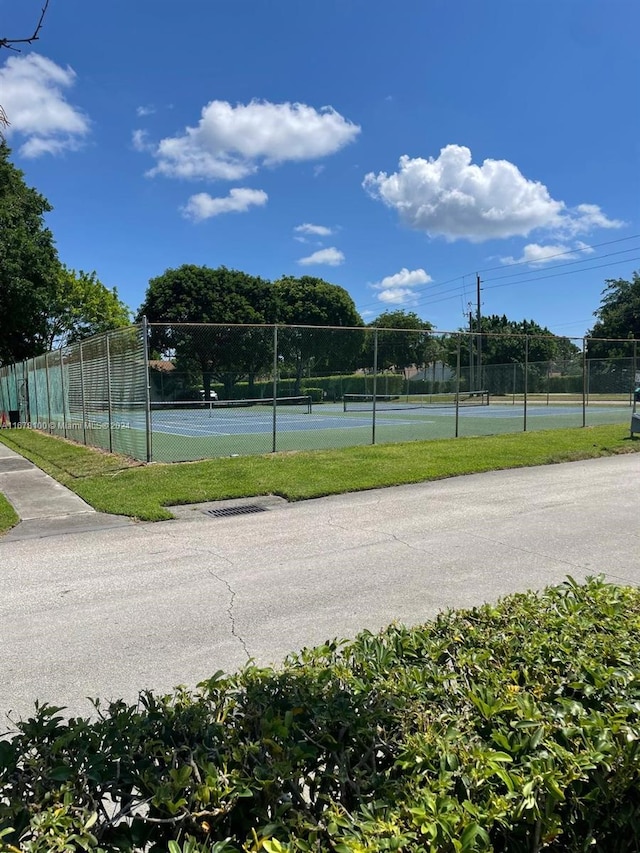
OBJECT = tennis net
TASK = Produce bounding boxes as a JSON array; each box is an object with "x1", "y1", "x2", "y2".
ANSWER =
[
  {"x1": 343, "y1": 391, "x2": 489, "y2": 412},
  {"x1": 152, "y1": 395, "x2": 313, "y2": 414}
]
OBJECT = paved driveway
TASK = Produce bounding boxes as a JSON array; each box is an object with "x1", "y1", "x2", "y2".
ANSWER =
[{"x1": 1, "y1": 454, "x2": 639, "y2": 726}]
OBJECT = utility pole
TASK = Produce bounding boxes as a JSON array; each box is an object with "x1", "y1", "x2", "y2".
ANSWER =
[{"x1": 476, "y1": 273, "x2": 482, "y2": 390}]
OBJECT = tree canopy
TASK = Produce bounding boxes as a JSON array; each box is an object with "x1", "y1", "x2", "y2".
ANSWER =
[
  {"x1": 138, "y1": 268, "x2": 366, "y2": 395},
  {"x1": 448, "y1": 314, "x2": 578, "y2": 368},
  {"x1": 137, "y1": 264, "x2": 271, "y2": 397},
  {"x1": 45, "y1": 266, "x2": 131, "y2": 350},
  {"x1": 367, "y1": 309, "x2": 434, "y2": 371},
  {"x1": 587, "y1": 271, "x2": 640, "y2": 358},
  {"x1": 272, "y1": 276, "x2": 364, "y2": 385},
  {"x1": 0, "y1": 141, "x2": 60, "y2": 365}
]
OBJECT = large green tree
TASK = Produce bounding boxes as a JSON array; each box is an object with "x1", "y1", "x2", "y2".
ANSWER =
[
  {"x1": 443, "y1": 314, "x2": 579, "y2": 394},
  {"x1": 272, "y1": 276, "x2": 363, "y2": 391},
  {"x1": 137, "y1": 264, "x2": 273, "y2": 398},
  {"x1": 366, "y1": 309, "x2": 435, "y2": 372},
  {"x1": 0, "y1": 141, "x2": 60, "y2": 365},
  {"x1": 587, "y1": 271, "x2": 640, "y2": 359},
  {"x1": 44, "y1": 266, "x2": 131, "y2": 350},
  {"x1": 450, "y1": 314, "x2": 578, "y2": 367}
]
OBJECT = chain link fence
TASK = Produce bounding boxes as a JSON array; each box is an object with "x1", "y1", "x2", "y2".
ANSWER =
[
  {"x1": 1, "y1": 323, "x2": 638, "y2": 462},
  {"x1": 0, "y1": 326, "x2": 148, "y2": 459}
]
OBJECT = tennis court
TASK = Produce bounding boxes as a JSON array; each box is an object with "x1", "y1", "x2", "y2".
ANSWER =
[
  {"x1": 2, "y1": 322, "x2": 637, "y2": 462},
  {"x1": 107, "y1": 397, "x2": 633, "y2": 462}
]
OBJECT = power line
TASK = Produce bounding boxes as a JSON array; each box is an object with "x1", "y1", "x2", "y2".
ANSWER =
[
  {"x1": 475, "y1": 233, "x2": 640, "y2": 275},
  {"x1": 416, "y1": 251, "x2": 639, "y2": 304},
  {"x1": 481, "y1": 245, "x2": 640, "y2": 285},
  {"x1": 483, "y1": 256, "x2": 640, "y2": 292},
  {"x1": 356, "y1": 233, "x2": 640, "y2": 316},
  {"x1": 405, "y1": 255, "x2": 640, "y2": 311}
]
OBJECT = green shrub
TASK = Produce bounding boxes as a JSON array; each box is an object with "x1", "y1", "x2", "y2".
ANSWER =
[
  {"x1": 1, "y1": 577, "x2": 640, "y2": 852},
  {"x1": 301, "y1": 387, "x2": 324, "y2": 402}
]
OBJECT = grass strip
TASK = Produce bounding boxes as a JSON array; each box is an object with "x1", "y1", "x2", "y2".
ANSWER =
[
  {"x1": 0, "y1": 429, "x2": 139, "y2": 481},
  {"x1": 1, "y1": 423, "x2": 637, "y2": 522},
  {"x1": 0, "y1": 492, "x2": 19, "y2": 535}
]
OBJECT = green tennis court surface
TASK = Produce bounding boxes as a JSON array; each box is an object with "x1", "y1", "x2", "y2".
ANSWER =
[{"x1": 104, "y1": 400, "x2": 633, "y2": 462}]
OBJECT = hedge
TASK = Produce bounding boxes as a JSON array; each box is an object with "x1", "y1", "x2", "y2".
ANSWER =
[{"x1": 1, "y1": 577, "x2": 639, "y2": 852}]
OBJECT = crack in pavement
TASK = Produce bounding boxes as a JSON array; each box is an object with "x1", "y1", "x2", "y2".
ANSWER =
[
  {"x1": 206, "y1": 568, "x2": 251, "y2": 661},
  {"x1": 325, "y1": 513, "x2": 419, "y2": 551},
  {"x1": 461, "y1": 530, "x2": 640, "y2": 585},
  {"x1": 148, "y1": 530, "x2": 252, "y2": 661}
]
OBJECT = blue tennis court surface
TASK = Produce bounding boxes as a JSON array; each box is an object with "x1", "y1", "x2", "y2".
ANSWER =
[
  {"x1": 115, "y1": 401, "x2": 632, "y2": 438},
  {"x1": 142, "y1": 409, "x2": 413, "y2": 436}
]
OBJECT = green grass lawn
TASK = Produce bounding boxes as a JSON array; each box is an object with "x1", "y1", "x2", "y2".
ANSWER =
[
  {"x1": 0, "y1": 423, "x2": 638, "y2": 526},
  {"x1": 0, "y1": 493, "x2": 19, "y2": 535}
]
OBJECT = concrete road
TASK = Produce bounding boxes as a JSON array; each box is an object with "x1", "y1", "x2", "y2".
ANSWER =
[{"x1": 1, "y1": 454, "x2": 639, "y2": 726}]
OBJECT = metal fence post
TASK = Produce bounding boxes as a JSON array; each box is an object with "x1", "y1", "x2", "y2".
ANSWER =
[
  {"x1": 105, "y1": 332, "x2": 113, "y2": 452},
  {"x1": 59, "y1": 349, "x2": 67, "y2": 439},
  {"x1": 372, "y1": 327, "x2": 378, "y2": 445},
  {"x1": 523, "y1": 336, "x2": 528, "y2": 433},
  {"x1": 79, "y1": 341, "x2": 87, "y2": 447},
  {"x1": 455, "y1": 335, "x2": 461, "y2": 438},
  {"x1": 546, "y1": 362, "x2": 551, "y2": 406},
  {"x1": 141, "y1": 317, "x2": 152, "y2": 463},
  {"x1": 44, "y1": 352, "x2": 52, "y2": 432},
  {"x1": 31, "y1": 358, "x2": 38, "y2": 427},
  {"x1": 272, "y1": 324, "x2": 278, "y2": 453},
  {"x1": 582, "y1": 338, "x2": 587, "y2": 428}
]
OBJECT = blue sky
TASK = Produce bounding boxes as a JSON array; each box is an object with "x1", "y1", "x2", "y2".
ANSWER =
[{"x1": 2, "y1": 0, "x2": 638, "y2": 339}]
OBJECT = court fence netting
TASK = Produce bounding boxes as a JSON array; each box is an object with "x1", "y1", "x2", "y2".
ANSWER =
[{"x1": 0, "y1": 321, "x2": 638, "y2": 462}]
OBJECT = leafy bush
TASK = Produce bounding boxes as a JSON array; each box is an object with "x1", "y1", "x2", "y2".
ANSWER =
[
  {"x1": 301, "y1": 388, "x2": 324, "y2": 403},
  {"x1": 1, "y1": 577, "x2": 640, "y2": 852}
]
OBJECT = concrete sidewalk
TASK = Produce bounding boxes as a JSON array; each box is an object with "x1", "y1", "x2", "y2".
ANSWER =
[{"x1": 0, "y1": 439, "x2": 132, "y2": 540}]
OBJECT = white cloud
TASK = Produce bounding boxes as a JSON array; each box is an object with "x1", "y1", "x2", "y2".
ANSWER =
[
  {"x1": 298, "y1": 247, "x2": 345, "y2": 266},
  {"x1": 145, "y1": 99, "x2": 360, "y2": 181},
  {"x1": 136, "y1": 105, "x2": 156, "y2": 117},
  {"x1": 500, "y1": 240, "x2": 601, "y2": 265},
  {"x1": 562, "y1": 203, "x2": 624, "y2": 235},
  {"x1": 132, "y1": 129, "x2": 153, "y2": 152},
  {"x1": 363, "y1": 145, "x2": 622, "y2": 242},
  {"x1": 181, "y1": 188, "x2": 268, "y2": 222},
  {"x1": 372, "y1": 267, "x2": 432, "y2": 305},
  {"x1": 500, "y1": 243, "x2": 575, "y2": 265},
  {"x1": 294, "y1": 223, "x2": 333, "y2": 237},
  {"x1": 0, "y1": 53, "x2": 89, "y2": 157}
]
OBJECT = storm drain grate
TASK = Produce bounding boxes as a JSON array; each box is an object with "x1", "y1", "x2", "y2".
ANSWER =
[{"x1": 203, "y1": 504, "x2": 267, "y2": 518}]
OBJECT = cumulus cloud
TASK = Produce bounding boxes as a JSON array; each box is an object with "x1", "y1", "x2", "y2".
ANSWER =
[
  {"x1": 562, "y1": 203, "x2": 624, "y2": 235},
  {"x1": 136, "y1": 105, "x2": 156, "y2": 117},
  {"x1": 500, "y1": 243, "x2": 575, "y2": 265},
  {"x1": 298, "y1": 247, "x2": 345, "y2": 266},
  {"x1": 294, "y1": 223, "x2": 333, "y2": 237},
  {"x1": 372, "y1": 267, "x2": 432, "y2": 305},
  {"x1": 363, "y1": 145, "x2": 622, "y2": 242},
  {"x1": 145, "y1": 99, "x2": 360, "y2": 181},
  {"x1": 500, "y1": 240, "x2": 599, "y2": 266},
  {"x1": 0, "y1": 53, "x2": 89, "y2": 157},
  {"x1": 181, "y1": 188, "x2": 268, "y2": 222}
]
